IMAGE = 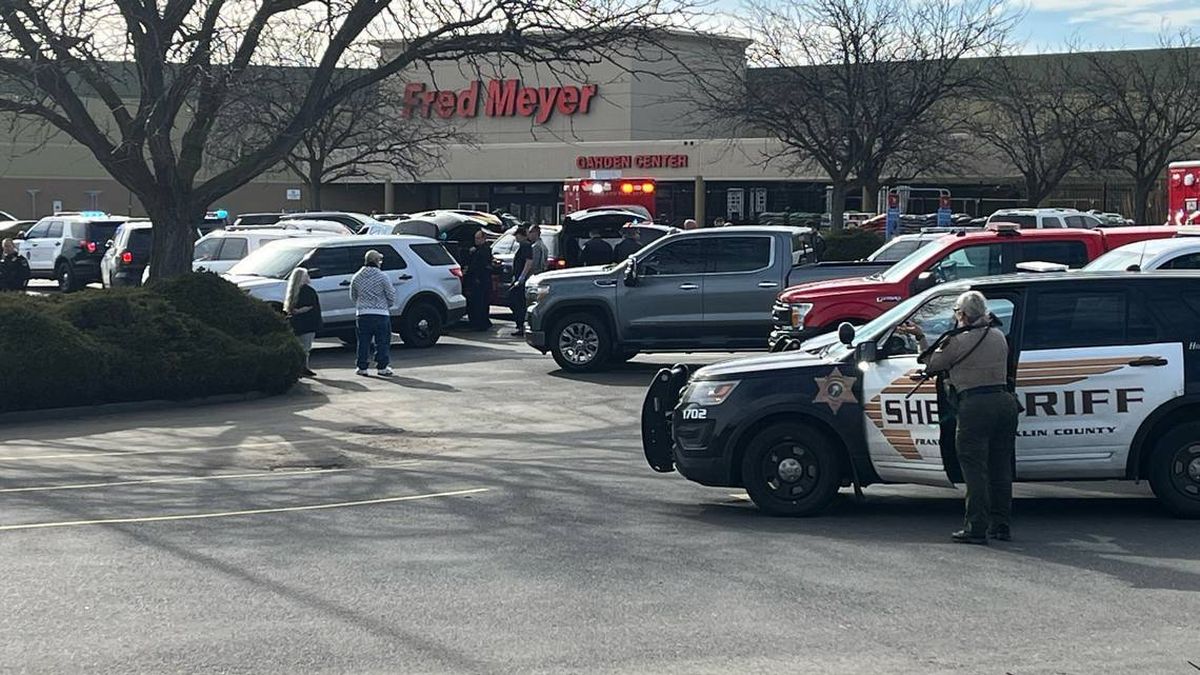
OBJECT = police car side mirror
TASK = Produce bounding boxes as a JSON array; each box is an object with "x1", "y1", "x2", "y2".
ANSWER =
[
  {"x1": 913, "y1": 271, "x2": 936, "y2": 293},
  {"x1": 837, "y1": 321, "x2": 856, "y2": 345}
]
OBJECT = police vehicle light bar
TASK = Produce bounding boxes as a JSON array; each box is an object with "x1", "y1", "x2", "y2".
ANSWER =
[
  {"x1": 985, "y1": 221, "x2": 1020, "y2": 233},
  {"x1": 1016, "y1": 261, "x2": 1070, "y2": 273},
  {"x1": 1174, "y1": 226, "x2": 1200, "y2": 237}
]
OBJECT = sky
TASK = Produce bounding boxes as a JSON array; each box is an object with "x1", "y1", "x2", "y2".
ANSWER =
[{"x1": 1016, "y1": 0, "x2": 1200, "y2": 50}]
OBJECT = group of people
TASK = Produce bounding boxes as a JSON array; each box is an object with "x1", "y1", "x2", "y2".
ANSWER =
[
  {"x1": 282, "y1": 248, "x2": 397, "y2": 379},
  {"x1": 462, "y1": 223, "x2": 550, "y2": 335},
  {"x1": 0, "y1": 238, "x2": 30, "y2": 291}
]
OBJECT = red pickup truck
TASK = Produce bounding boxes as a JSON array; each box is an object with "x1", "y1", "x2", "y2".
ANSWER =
[{"x1": 769, "y1": 223, "x2": 1179, "y2": 349}]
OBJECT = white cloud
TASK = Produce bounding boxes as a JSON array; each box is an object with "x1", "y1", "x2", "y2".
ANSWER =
[{"x1": 1022, "y1": 0, "x2": 1200, "y2": 32}]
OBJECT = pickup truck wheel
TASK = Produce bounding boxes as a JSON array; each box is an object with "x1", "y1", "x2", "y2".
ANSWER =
[
  {"x1": 398, "y1": 302, "x2": 443, "y2": 348},
  {"x1": 550, "y1": 313, "x2": 611, "y2": 372},
  {"x1": 741, "y1": 422, "x2": 841, "y2": 516},
  {"x1": 1148, "y1": 422, "x2": 1200, "y2": 518}
]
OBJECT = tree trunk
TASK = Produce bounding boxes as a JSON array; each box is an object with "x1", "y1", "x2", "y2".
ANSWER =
[
  {"x1": 861, "y1": 181, "x2": 880, "y2": 214},
  {"x1": 828, "y1": 181, "x2": 848, "y2": 234},
  {"x1": 145, "y1": 200, "x2": 205, "y2": 280},
  {"x1": 1023, "y1": 175, "x2": 1045, "y2": 208},
  {"x1": 1132, "y1": 179, "x2": 1155, "y2": 225},
  {"x1": 308, "y1": 163, "x2": 324, "y2": 211}
]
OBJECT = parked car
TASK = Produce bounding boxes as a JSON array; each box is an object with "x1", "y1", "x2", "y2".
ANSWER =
[
  {"x1": 191, "y1": 228, "x2": 328, "y2": 275},
  {"x1": 278, "y1": 211, "x2": 388, "y2": 235},
  {"x1": 769, "y1": 223, "x2": 1181, "y2": 349},
  {"x1": 0, "y1": 219, "x2": 36, "y2": 239},
  {"x1": 558, "y1": 207, "x2": 655, "y2": 267},
  {"x1": 1084, "y1": 229, "x2": 1200, "y2": 271},
  {"x1": 643, "y1": 271, "x2": 1200, "y2": 518},
  {"x1": 16, "y1": 211, "x2": 128, "y2": 291},
  {"x1": 866, "y1": 228, "x2": 981, "y2": 263},
  {"x1": 232, "y1": 212, "x2": 284, "y2": 228},
  {"x1": 391, "y1": 212, "x2": 491, "y2": 263},
  {"x1": 986, "y1": 208, "x2": 1103, "y2": 229},
  {"x1": 523, "y1": 226, "x2": 817, "y2": 372},
  {"x1": 100, "y1": 220, "x2": 153, "y2": 287},
  {"x1": 225, "y1": 236, "x2": 466, "y2": 348}
]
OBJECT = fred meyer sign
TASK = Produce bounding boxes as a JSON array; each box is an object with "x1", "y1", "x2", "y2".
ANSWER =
[{"x1": 402, "y1": 79, "x2": 598, "y2": 123}]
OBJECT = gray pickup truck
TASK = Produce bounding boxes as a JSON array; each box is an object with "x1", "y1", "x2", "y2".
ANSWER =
[{"x1": 523, "y1": 226, "x2": 817, "y2": 371}]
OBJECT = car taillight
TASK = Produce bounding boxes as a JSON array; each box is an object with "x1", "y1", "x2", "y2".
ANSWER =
[
  {"x1": 83, "y1": 241, "x2": 97, "y2": 253},
  {"x1": 449, "y1": 266, "x2": 463, "y2": 279},
  {"x1": 121, "y1": 251, "x2": 133, "y2": 264}
]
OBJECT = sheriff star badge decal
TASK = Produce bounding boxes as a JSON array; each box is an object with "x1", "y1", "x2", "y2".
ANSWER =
[{"x1": 813, "y1": 367, "x2": 858, "y2": 413}]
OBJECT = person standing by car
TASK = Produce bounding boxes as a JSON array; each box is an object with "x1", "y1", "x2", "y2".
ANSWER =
[
  {"x1": 284, "y1": 267, "x2": 321, "y2": 378},
  {"x1": 464, "y1": 228, "x2": 494, "y2": 331},
  {"x1": 0, "y1": 238, "x2": 30, "y2": 291},
  {"x1": 614, "y1": 225, "x2": 641, "y2": 261},
  {"x1": 579, "y1": 229, "x2": 615, "y2": 267},
  {"x1": 529, "y1": 224, "x2": 549, "y2": 276},
  {"x1": 349, "y1": 249, "x2": 396, "y2": 376},
  {"x1": 508, "y1": 225, "x2": 534, "y2": 336},
  {"x1": 898, "y1": 290, "x2": 1018, "y2": 545}
]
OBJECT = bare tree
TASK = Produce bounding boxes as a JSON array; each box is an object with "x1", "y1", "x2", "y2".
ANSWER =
[
  {"x1": 967, "y1": 55, "x2": 1095, "y2": 207},
  {"x1": 0, "y1": 0, "x2": 693, "y2": 277},
  {"x1": 1082, "y1": 35, "x2": 1200, "y2": 223},
  {"x1": 692, "y1": 0, "x2": 1014, "y2": 231},
  {"x1": 212, "y1": 78, "x2": 464, "y2": 210}
]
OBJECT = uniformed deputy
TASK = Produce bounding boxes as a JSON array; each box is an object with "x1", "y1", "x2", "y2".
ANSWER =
[{"x1": 898, "y1": 290, "x2": 1019, "y2": 545}]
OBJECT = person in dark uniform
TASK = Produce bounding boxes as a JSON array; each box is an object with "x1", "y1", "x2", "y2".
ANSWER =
[
  {"x1": 579, "y1": 229, "x2": 614, "y2": 267},
  {"x1": 613, "y1": 224, "x2": 641, "y2": 262},
  {"x1": 0, "y1": 238, "x2": 30, "y2": 291},
  {"x1": 898, "y1": 290, "x2": 1018, "y2": 544},
  {"x1": 463, "y1": 228, "x2": 494, "y2": 331},
  {"x1": 508, "y1": 225, "x2": 533, "y2": 336}
]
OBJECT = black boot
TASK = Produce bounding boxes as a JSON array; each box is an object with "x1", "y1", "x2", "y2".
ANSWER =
[
  {"x1": 987, "y1": 525, "x2": 1012, "y2": 542},
  {"x1": 951, "y1": 529, "x2": 988, "y2": 545}
]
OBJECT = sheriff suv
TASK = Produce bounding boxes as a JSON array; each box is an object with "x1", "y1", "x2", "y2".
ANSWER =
[
  {"x1": 17, "y1": 211, "x2": 128, "y2": 291},
  {"x1": 643, "y1": 272, "x2": 1200, "y2": 519}
]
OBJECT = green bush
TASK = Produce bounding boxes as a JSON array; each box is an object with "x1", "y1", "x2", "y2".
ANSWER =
[
  {"x1": 823, "y1": 228, "x2": 884, "y2": 261},
  {"x1": 0, "y1": 273, "x2": 303, "y2": 412}
]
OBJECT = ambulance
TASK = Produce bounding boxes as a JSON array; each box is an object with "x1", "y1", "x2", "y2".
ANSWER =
[{"x1": 642, "y1": 272, "x2": 1200, "y2": 518}]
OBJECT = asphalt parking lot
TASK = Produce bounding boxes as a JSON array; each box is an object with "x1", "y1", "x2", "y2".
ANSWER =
[{"x1": 2, "y1": 325, "x2": 1198, "y2": 673}]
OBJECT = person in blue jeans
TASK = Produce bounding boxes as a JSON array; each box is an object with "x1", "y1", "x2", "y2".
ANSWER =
[{"x1": 349, "y1": 249, "x2": 397, "y2": 376}]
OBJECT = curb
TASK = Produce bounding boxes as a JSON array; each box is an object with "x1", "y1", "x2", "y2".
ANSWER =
[{"x1": 0, "y1": 390, "x2": 275, "y2": 426}]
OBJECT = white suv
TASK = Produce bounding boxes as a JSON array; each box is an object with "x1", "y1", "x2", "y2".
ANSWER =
[
  {"x1": 987, "y1": 208, "x2": 1102, "y2": 229},
  {"x1": 225, "y1": 235, "x2": 466, "y2": 347},
  {"x1": 192, "y1": 228, "x2": 328, "y2": 275}
]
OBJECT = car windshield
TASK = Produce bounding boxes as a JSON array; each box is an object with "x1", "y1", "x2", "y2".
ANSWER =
[
  {"x1": 875, "y1": 237, "x2": 950, "y2": 282},
  {"x1": 226, "y1": 243, "x2": 312, "y2": 278},
  {"x1": 820, "y1": 292, "x2": 938, "y2": 359},
  {"x1": 869, "y1": 238, "x2": 925, "y2": 263},
  {"x1": 1084, "y1": 245, "x2": 1159, "y2": 271}
]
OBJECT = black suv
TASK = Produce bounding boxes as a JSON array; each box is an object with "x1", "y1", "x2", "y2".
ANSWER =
[
  {"x1": 643, "y1": 272, "x2": 1200, "y2": 519},
  {"x1": 17, "y1": 213, "x2": 127, "y2": 291}
]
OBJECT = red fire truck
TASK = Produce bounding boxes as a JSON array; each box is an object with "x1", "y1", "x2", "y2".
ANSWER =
[
  {"x1": 563, "y1": 177, "x2": 657, "y2": 218},
  {"x1": 1168, "y1": 160, "x2": 1200, "y2": 225}
]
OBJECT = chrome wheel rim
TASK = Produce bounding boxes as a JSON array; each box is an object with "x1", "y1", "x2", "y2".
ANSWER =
[{"x1": 558, "y1": 322, "x2": 599, "y2": 365}]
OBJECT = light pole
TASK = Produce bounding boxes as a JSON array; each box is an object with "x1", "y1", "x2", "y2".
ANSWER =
[{"x1": 25, "y1": 188, "x2": 39, "y2": 218}]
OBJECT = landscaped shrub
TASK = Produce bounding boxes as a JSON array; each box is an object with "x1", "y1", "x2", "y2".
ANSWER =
[
  {"x1": 822, "y1": 228, "x2": 884, "y2": 261},
  {"x1": 0, "y1": 273, "x2": 303, "y2": 412}
]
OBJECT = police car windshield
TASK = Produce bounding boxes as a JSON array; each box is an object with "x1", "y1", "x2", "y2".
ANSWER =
[{"x1": 821, "y1": 292, "x2": 935, "y2": 358}]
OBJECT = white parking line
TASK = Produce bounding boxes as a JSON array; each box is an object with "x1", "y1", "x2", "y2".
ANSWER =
[
  {"x1": 0, "y1": 461, "x2": 425, "y2": 494},
  {"x1": 0, "y1": 487, "x2": 489, "y2": 532},
  {"x1": 0, "y1": 468, "x2": 347, "y2": 494},
  {"x1": 0, "y1": 438, "x2": 328, "y2": 462}
]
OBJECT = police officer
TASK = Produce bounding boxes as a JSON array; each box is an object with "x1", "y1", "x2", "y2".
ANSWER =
[{"x1": 899, "y1": 290, "x2": 1018, "y2": 544}]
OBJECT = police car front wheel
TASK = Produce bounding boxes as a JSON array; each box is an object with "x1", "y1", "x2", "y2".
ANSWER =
[
  {"x1": 741, "y1": 422, "x2": 842, "y2": 517},
  {"x1": 1148, "y1": 421, "x2": 1200, "y2": 519}
]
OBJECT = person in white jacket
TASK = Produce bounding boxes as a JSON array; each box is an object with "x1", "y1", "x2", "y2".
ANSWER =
[{"x1": 349, "y1": 249, "x2": 397, "y2": 376}]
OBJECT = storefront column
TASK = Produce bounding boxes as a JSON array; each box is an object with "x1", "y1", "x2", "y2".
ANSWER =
[
  {"x1": 383, "y1": 179, "x2": 395, "y2": 213},
  {"x1": 693, "y1": 175, "x2": 705, "y2": 226}
]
